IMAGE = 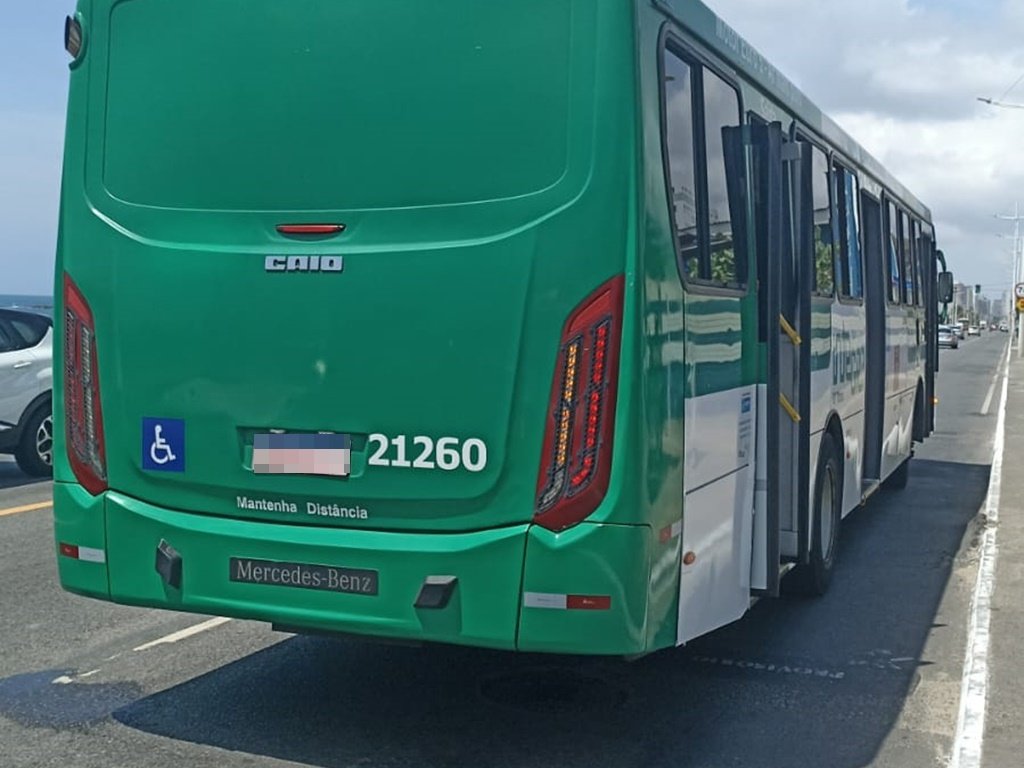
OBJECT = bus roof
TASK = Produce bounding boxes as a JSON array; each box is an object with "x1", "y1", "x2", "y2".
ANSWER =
[{"x1": 654, "y1": 0, "x2": 933, "y2": 223}]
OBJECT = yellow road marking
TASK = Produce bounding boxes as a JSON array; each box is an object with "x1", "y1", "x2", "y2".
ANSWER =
[{"x1": 0, "y1": 500, "x2": 53, "y2": 518}]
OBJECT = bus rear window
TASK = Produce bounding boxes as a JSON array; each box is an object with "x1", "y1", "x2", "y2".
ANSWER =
[{"x1": 102, "y1": 0, "x2": 573, "y2": 211}]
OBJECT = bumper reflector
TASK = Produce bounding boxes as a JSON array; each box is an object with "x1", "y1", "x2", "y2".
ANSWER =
[
  {"x1": 58, "y1": 542, "x2": 106, "y2": 563},
  {"x1": 523, "y1": 592, "x2": 611, "y2": 610}
]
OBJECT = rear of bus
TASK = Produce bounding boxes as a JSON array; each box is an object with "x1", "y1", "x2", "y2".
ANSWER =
[{"x1": 53, "y1": 0, "x2": 657, "y2": 654}]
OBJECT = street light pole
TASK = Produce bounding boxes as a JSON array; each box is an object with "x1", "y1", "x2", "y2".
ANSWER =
[
  {"x1": 998, "y1": 203, "x2": 1024, "y2": 357},
  {"x1": 981, "y1": 94, "x2": 1024, "y2": 355}
]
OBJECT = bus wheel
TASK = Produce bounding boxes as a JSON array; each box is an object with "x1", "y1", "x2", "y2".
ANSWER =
[{"x1": 786, "y1": 433, "x2": 841, "y2": 597}]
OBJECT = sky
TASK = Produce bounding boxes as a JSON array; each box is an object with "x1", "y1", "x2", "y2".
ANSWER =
[
  {"x1": 1, "y1": 2, "x2": 68, "y2": 296},
  {"x1": 0, "y1": 1, "x2": 1022, "y2": 299},
  {"x1": 707, "y1": 0, "x2": 1024, "y2": 302}
]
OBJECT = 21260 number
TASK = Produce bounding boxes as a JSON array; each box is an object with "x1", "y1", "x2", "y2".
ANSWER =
[{"x1": 367, "y1": 434, "x2": 488, "y2": 472}]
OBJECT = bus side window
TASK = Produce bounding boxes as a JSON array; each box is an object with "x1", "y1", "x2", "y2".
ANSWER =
[
  {"x1": 833, "y1": 164, "x2": 863, "y2": 300},
  {"x1": 901, "y1": 210, "x2": 915, "y2": 304},
  {"x1": 661, "y1": 44, "x2": 746, "y2": 291},
  {"x1": 662, "y1": 52, "x2": 700, "y2": 279},
  {"x1": 885, "y1": 200, "x2": 901, "y2": 304},
  {"x1": 806, "y1": 142, "x2": 834, "y2": 297},
  {"x1": 702, "y1": 68, "x2": 744, "y2": 287},
  {"x1": 914, "y1": 222, "x2": 927, "y2": 307}
]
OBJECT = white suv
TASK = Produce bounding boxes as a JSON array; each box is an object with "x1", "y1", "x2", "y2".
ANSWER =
[{"x1": 0, "y1": 309, "x2": 53, "y2": 476}]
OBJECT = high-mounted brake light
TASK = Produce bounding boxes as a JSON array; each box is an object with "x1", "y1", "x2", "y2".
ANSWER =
[
  {"x1": 534, "y1": 276, "x2": 624, "y2": 532},
  {"x1": 64, "y1": 274, "x2": 107, "y2": 495},
  {"x1": 64, "y1": 16, "x2": 82, "y2": 59},
  {"x1": 276, "y1": 224, "x2": 345, "y2": 235}
]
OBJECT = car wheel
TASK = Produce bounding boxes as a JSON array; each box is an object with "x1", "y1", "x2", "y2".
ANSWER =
[{"x1": 15, "y1": 404, "x2": 53, "y2": 477}]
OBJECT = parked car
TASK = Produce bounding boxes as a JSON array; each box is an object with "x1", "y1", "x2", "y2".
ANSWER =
[
  {"x1": 951, "y1": 322, "x2": 965, "y2": 339},
  {"x1": 968, "y1": 325, "x2": 980, "y2": 337},
  {"x1": 0, "y1": 308, "x2": 53, "y2": 475},
  {"x1": 1000, "y1": 322, "x2": 1010, "y2": 332},
  {"x1": 938, "y1": 325, "x2": 959, "y2": 349}
]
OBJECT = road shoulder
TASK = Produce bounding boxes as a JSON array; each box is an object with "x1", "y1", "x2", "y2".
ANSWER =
[{"x1": 980, "y1": 348, "x2": 1024, "y2": 767}]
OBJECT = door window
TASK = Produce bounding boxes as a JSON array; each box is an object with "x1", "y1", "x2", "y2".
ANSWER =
[
  {"x1": 885, "y1": 200, "x2": 901, "y2": 304},
  {"x1": 0, "y1": 323, "x2": 17, "y2": 354},
  {"x1": 9, "y1": 316, "x2": 48, "y2": 348},
  {"x1": 834, "y1": 164, "x2": 863, "y2": 299},
  {"x1": 807, "y1": 143, "x2": 834, "y2": 297}
]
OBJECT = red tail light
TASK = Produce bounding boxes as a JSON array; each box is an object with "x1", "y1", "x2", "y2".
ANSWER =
[
  {"x1": 534, "y1": 276, "x2": 624, "y2": 532},
  {"x1": 63, "y1": 274, "x2": 107, "y2": 495}
]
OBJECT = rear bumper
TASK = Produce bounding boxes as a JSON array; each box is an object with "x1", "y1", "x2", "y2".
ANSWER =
[{"x1": 52, "y1": 484, "x2": 654, "y2": 655}]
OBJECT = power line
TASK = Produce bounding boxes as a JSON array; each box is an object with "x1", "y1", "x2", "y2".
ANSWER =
[
  {"x1": 998, "y1": 70, "x2": 1024, "y2": 103},
  {"x1": 978, "y1": 96, "x2": 1024, "y2": 109}
]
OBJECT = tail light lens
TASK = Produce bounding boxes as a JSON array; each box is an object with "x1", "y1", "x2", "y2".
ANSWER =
[
  {"x1": 534, "y1": 275, "x2": 624, "y2": 532},
  {"x1": 64, "y1": 274, "x2": 107, "y2": 495}
]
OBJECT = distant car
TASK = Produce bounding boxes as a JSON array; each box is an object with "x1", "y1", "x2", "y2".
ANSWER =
[
  {"x1": 0, "y1": 308, "x2": 53, "y2": 475},
  {"x1": 1000, "y1": 322, "x2": 1010, "y2": 332},
  {"x1": 968, "y1": 325, "x2": 980, "y2": 337},
  {"x1": 938, "y1": 325, "x2": 959, "y2": 349}
]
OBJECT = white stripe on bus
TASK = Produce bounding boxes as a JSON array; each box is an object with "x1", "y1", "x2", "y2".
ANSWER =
[
  {"x1": 523, "y1": 592, "x2": 568, "y2": 610},
  {"x1": 78, "y1": 546, "x2": 106, "y2": 563}
]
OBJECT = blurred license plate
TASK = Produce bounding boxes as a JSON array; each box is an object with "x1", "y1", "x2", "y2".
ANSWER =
[{"x1": 252, "y1": 433, "x2": 350, "y2": 477}]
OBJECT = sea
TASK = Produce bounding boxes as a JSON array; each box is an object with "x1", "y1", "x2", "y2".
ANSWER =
[{"x1": 0, "y1": 294, "x2": 54, "y2": 316}]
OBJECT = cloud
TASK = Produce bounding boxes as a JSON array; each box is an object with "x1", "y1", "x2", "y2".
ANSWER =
[{"x1": 708, "y1": 0, "x2": 1024, "y2": 297}]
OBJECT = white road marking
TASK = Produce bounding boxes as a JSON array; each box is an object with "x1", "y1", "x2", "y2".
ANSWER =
[
  {"x1": 950, "y1": 342, "x2": 1010, "y2": 768},
  {"x1": 51, "y1": 668, "x2": 101, "y2": 685},
  {"x1": 133, "y1": 617, "x2": 232, "y2": 652},
  {"x1": 980, "y1": 341, "x2": 1009, "y2": 415},
  {"x1": 688, "y1": 654, "x2": 846, "y2": 680}
]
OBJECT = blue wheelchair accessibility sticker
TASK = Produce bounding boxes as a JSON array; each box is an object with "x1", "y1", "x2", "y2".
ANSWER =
[{"x1": 142, "y1": 418, "x2": 185, "y2": 472}]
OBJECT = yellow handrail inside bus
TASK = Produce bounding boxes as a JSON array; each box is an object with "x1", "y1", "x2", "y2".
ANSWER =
[
  {"x1": 779, "y1": 393, "x2": 801, "y2": 423},
  {"x1": 779, "y1": 314, "x2": 802, "y2": 346}
]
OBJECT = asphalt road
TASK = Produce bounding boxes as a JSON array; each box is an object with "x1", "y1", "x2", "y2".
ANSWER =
[{"x1": 0, "y1": 332, "x2": 1007, "y2": 768}]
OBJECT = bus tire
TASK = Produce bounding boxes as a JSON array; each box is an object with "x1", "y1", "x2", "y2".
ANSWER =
[{"x1": 786, "y1": 433, "x2": 841, "y2": 597}]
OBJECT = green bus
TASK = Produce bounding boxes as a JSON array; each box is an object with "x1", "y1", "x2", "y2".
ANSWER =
[{"x1": 54, "y1": 0, "x2": 952, "y2": 656}]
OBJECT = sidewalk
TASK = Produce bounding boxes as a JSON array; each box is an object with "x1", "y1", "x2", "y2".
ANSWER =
[{"x1": 979, "y1": 347, "x2": 1024, "y2": 766}]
